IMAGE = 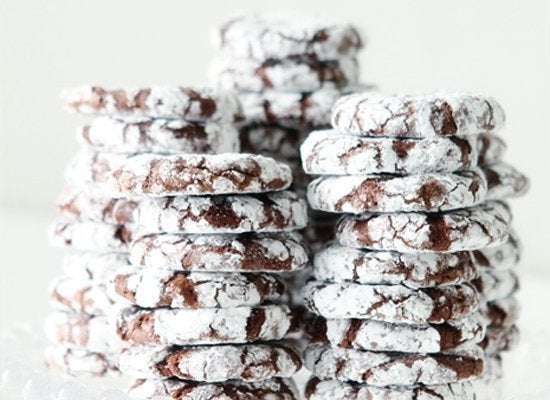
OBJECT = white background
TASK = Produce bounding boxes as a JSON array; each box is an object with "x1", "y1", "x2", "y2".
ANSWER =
[{"x1": 0, "y1": 0, "x2": 549, "y2": 328}]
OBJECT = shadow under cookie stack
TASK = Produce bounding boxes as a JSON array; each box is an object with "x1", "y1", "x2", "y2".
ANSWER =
[
  {"x1": 48, "y1": 86, "x2": 311, "y2": 399},
  {"x1": 299, "y1": 93, "x2": 529, "y2": 399},
  {"x1": 209, "y1": 15, "x2": 364, "y2": 258}
]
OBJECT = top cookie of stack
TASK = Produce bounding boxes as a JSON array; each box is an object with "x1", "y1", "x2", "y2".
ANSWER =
[{"x1": 300, "y1": 92, "x2": 528, "y2": 400}]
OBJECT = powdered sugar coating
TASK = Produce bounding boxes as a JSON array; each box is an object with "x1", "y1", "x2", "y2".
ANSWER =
[
  {"x1": 210, "y1": 56, "x2": 359, "y2": 93},
  {"x1": 240, "y1": 125, "x2": 308, "y2": 160},
  {"x1": 62, "y1": 85, "x2": 241, "y2": 122},
  {"x1": 128, "y1": 377, "x2": 299, "y2": 400},
  {"x1": 304, "y1": 346, "x2": 484, "y2": 385},
  {"x1": 332, "y1": 92, "x2": 505, "y2": 137},
  {"x1": 116, "y1": 304, "x2": 295, "y2": 345},
  {"x1": 307, "y1": 169, "x2": 487, "y2": 213},
  {"x1": 65, "y1": 151, "x2": 128, "y2": 189},
  {"x1": 49, "y1": 219, "x2": 133, "y2": 252},
  {"x1": 118, "y1": 343, "x2": 301, "y2": 381},
  {"x1": 44, "y1": 346, "x2": 117, "y2": 377},
  {"x1": 484, "y1": 296, "x2": 520, "y2": 328},
  {"x1": 483, "y1": 163, "x2": 530, "y2": 200},
  {"x1": 482, "y1": 324, "x2": 519, "y2": 354},
  {"x1": 44, "y1": 312, "x2": 120, "y2": 354},
  {"x1": 304, "y1": 281, "x2": 479, "y2": 324},
  {"x1": 308, "y1": 312, "x2": 485, "y2": 353},
  {"x1": 57, "y1": 185, "x2": 139, "y2": 225},
  {"x1": 135, "y1": 191, "x2": 307, "y2": 235},
  {"x1": 112, "y1": 267, "x2": 284, "y2": 309},
  {"x1": 301, "y1": 130, "x2": 481, "y2": 175},
  {"x1": 129, "y1": 232, "x2": 309, "y2": 272},
  {"x1": 313, "y1": 244, "x2": 477, "y2": 288},
  {"x1": 478, "y1": 134, "x2": 507, "y2": 165},
  {"x1": 473, "y1": 269, "x2": 519, "y2": 301},
  {"x1": 336, "y1": 201, "x2": 511, "y2": 253},
  {"x1": 107, "y1": 153, "x2": 292, "y2": 197},
  {"x1": 305, "y1": 378, "x2": 476, "y2": 400},
  {"x1": 78, "y1": 116, "x2": 240, "y2": 154},
  {"x1": 472, "y1": 231, "x2": 521, "y2": 271},
  {"x1": 213, "y1": 15, "x2": 362, "y2": 60},
  {"x1": 239, "y1": 85, "x2": 357, "y2": 129},
  {"x1": 62, "y1": 252, "x2": 129, "y2": 282},
  {"x1": 49, "y1": 276, "x2": 114, "y2": 315},
  {"x1": 471, "y1": 355, "x2": 503, "y2": 397}
]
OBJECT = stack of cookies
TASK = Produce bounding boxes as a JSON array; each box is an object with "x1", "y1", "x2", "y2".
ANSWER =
[
  {"x1": 300, "y1": 92, "x2": 528, "y2": 399},
  {"x1": 45, "y1": 85, "x2": 241, "y2": 376},
  {"x1": 209, "y1": 14, "x2": 364, "y2": 249}
]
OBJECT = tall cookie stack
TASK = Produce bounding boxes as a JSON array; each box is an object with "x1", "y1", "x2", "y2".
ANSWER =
[
  {"x1": 300, "y1": 93, "x2": 528, "y2": 399},
  {"x1": 45, "y1": 86, "x2": 241, "y2": 376},
  {"x1": 209, "y1": 14, "x2": 364, "y2": 253}
]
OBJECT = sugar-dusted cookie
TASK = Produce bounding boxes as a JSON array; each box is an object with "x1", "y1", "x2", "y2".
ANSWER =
[
  {"x1": 304, "y1": 378, "x2": 476, "y2": 400},
  {"x1": 307, "y1": 312, "x2": 485, "y2": 353},
  {"x1": 49, "y1": 219, "x2": 132, "y2": 252},
  {"x1": 128, "y1": 377, "x2": 299, "y2": 400},
  {"x1": 57, "y1": 185, "x2": 138, "y2": 225},
  {"x1": 307, "y1": 169, "x2": 487, "y2": 213},
  {"x1": 211, "y1": 56, "x2": 359, "y2": 92},
  {"x1": 213, "y1": 15, "x2": 362, "y2": 60},
  {"x1": 118, "y1": 342, "x2": 301, "y2": 381},
  {"x1": 61, "y1": 252, "x2": 129, "y2": 282},
  {"x1": 332, "y1": 92, "x2": 505, "y2": 137},
  {"x1": 313, "y1": 244, "x2": 477, "y2": 288},
  {"x1": 129, "y1": 232, "x2": 309, "y2": 272},
  {"x1": 78, "y1": 116, "x2": 240, "y2": 154},
  {"x1": 134, "y1": 191, "x2": 307, "y2": 235},
  {"x1": 44, "y1": 312, "x2": 120, "y2": 354},
  {"x1": 62, "y1": 85, "x2": 241, "y2": 122},
  {"x1": 481, "y1": 324, "x2": 519, "y2": 354},
  {"x1": 107, "y1": 153, "x2": 292, "y2": 197},
  {"x1": 483, "y1": 163, "x2": 530, "y2": 200},
  {"x1": 336, "y1": 201, "x2": 511, "y2": 252},
  {"x1": 240, "y1": 125, "x2": 307, "y2": 160},
  {"x1": 472, "y1": 231, "x2": 521, "y2": 271},
  {"x1": 304, "y1": 345, "x2": 484, "y2": 385},
  {"x1": 478, "y1": 134, "x2": 506, "y2": 165},
  {"x1": 49, "y1": 276, "x2": 113, "y2": 316},
  {"x1": 65, "y1": 151, "x2": 128, "y2": 188},
  {"x1": 484, "y1": 297, "x2": 520, "y2": 328},
  {"x1": 304, "y1": 281, "x2": 479, "y2": 324},
  {"x1": 113, "y1": 268, "x2": 284, "y2": 309},
  {"x1": 116, "y1": 304, "x2": 296, "y2": 346},
  {"x1": 44, "y1": 346, "x2": 117, "y2": 377},
  {"x1": 473, "y1": 269, "x2": 519, "y2": 301}
]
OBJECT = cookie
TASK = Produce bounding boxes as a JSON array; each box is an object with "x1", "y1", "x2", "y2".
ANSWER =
[
  {"x1": 49, "y1": 276, "x2": 114, "y2": 316},
  {"x1": 239, "y1": 85, "x2": 355, "y2": 129},
  {"x1": 78, "y1": 116, "x2": 240, "y2": 154},
  {"x1": 118, "y1": 342, "x2": 301, "y2": 381},
  {"x1": 304, "y1": 378, "x2": 476, "y2": 400},
  {"x1": 472, "y1": 354, "x2": 503, "y2": 397},
  {"x1": 301, "y1": 130, "x2": 481, "y2": 175},
  {"x1": 304, "y1": 345, "x2": 484, "y2": 385},
  {"x1": 62, "y1": 252, "x2": 129, "y2": 282},
  {"x1": 44, "y1": 346, "x2": 117, "y2": 377},
  {"x1": 472, "y1": 231, "x2": 521, "y2": 271},
  {"x1": 307, "y1": 312, "x2": 485, "y2": 353},
  {"x1": 107, "y1": 153, "x2": 292, "y2": 197},
  {"x1": 484, "y1": 297, "x2": 519, "y2": 328},
  {"x1": 303, "y1": 212, "x2": 339, "y2": 251},
  {"x1": 472, "y1": 269, "x2": 519, "y2": 301},
  {"x1": 477, "y1": 134, "x2": 506, "y2": 165},
  {"x1": 116, "y1": 304, "x2": 296, "y2": 346},
  {"x1": 44, "y1": 312, "x2": 120, "y2": 354},
  {"x1": 332, "y1": 92, "x2": 505, "y2": 137},
  {"x1": 210, "y1": 56, "x2": 359, "y2": 92},
  {"x1": 304, "y1": 281, "x2": 479, "y2": 324},
  {"x1": 128, "y1": 377, "x2": 299, "y2": 400},
  {"x1": 214, "y1": 15, "x2": 362, "y2": 60},
  {"x1": 240, "y1": 125, "x2": 307, "y2": 160},
  {"x1": 483, "y1": 163, "x2": 530, "y2": 200},
  {"x1": 336, "y1": 201, "x2": 511, "y2": 253},
  {"x1": 134, "y1": 191, "x2": 307, "y2": 235},
  {"x1": 62, "y1": 85, "x2": 241, "y2": 122},
  {"x1": 313, "y1": 244, "x2": 477, "y2": 288},
  {"x1": 481, "y1": 324, "x2": 519, "y2": 354},
  {"x1": 49, "y1": 219, "x2": 132, "y2": 252},
  {"x1": 129, "y1": 232, "x2": 309, "y2": 272},
  {"x1": 65, "y1": 151, "x2": 127, "y2": 188},
  {"x1": 307, "y1": 169, "x2": 487, "y2": 213},
  {"x1": 57, "y1": 185, "x2": 138, "y2": 225},
  {"x1": 112, "y1": 268, "x2": 284, "y2": 309}
]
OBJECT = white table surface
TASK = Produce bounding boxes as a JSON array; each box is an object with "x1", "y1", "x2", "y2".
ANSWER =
[{"x1": 1, "y1": 209, "x2": 550, "y2": 399}]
